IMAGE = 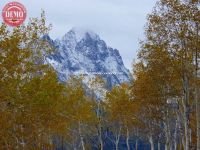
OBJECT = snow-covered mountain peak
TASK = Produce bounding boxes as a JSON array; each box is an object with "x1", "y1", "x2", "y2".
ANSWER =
[
  {"x1": 46, "y1": 28, "x2": 132, "y2": 89},
  {"x1": 62, "y1": 27, "x2": 100, "y2": 43}
]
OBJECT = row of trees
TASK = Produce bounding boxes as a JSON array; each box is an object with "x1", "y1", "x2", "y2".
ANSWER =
[
  {"x1": 0, "y1": 0, "x2": 200, "y2": 149},
  {"x1": 133, "y1": 0, "x2": 200, "y2": 149},
  {"x1": 0, "y1": 12, "x2": 139, "y2": 150}
]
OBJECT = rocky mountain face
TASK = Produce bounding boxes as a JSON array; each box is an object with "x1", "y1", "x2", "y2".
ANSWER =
[{"x1": 45, "y1": 28, "x2": 131, "y2": 88}]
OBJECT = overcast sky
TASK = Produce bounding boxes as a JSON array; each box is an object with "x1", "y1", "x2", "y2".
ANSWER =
[{"x1": 0, "y1": 0, "x2": 157, "y2": 70}]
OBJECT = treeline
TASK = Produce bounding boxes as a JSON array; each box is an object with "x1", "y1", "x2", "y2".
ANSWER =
[
  {"x1": 0, "y1": 0, "x2": 200, "y2": 150},
  {"x1": 0, "y1": 12, "x2": 135, "y2": 150},
  {"x1": 133, "y1": 0, "x2": 200, "y2": 149},
  {"x1": 0, "y1": 14, "x2": 139, "y2": 149}
]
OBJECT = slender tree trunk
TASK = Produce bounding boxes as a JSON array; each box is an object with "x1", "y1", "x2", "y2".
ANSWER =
[
  {"x1": 135, "y1": 128, "x2": 138, "y2": 150},
  {"x1": 115, "y1": 142, "x2": 119, "y2": 150},
  {"x1": 174, "y1": 118, "x2": 178, "y2": 150},
  {"x1": 164, "y1": 121, "x2": 170, "y2": 150},
  {"x1": 157, "y1": 133, "x2": 161, "y2": 150},
  {"x1": 115, "y1": 139, "x2": 120, "y2": 150},
  {"x1": 79, "y1": 121, "x2": 85, "y2": 150},
  {"x1": 164, "y1": 109, "x2": 172, "y2": 150},
  {"x1": 100, "y1": 136, "x2": 103, "y2": 150},
  {"x1": 195, "y1": 23, "x2": 200, "y2": 150},
  {"x1": 182, "y1": 96, "x2": 190, "y2": 150},
  {"x1": 80, "y1": 134, "x2": 85, "y2": 150},
  {"x1": 115, "y1": 126, "x2": 121, "y2": 150},
  {"x1": 149, "y1": 135, "x2": 154, "y2": 150},
  {"x1": 181, "y1": 59, "x2": 190, "y2": 150},
  {"x1": 98, "y1": 121, "x2": 103, "y2": 150},
  {"x1": 97, "y1": 101, "x2": 103, "y2": 150},
  {"x1": 180, "y1": 34, "x2": 190, "y2": 150},
  {"x1": 126, "y1": 127, "x2": 130, "y2": 150},
  {"x1": 135, "y1": 139, "x2": 138, "y2": 150}
]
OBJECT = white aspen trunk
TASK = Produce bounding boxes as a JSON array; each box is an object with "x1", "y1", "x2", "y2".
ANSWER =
[
  {"x1": 164, "y1": 112, "x2": 171, "y2": 150},
  {"x1": 115, "y1": 138, "x2": 120, "y2": 150},
  {"x1": 157, "y1": 133, "x2": 161, "y2": 150},
  {"x1": 182, "y1": 97, "x2": 190, "y2": 150},
  {"x1": 180, "y1": 61, "x2": 190, "y2": 150},
  {"x1": 98, "y1": 120, "x2": 103, "y2": 150},
  {"x1": 126, "y1": 127, "x2": 130, "y2": 150},
  {"x1": 97, "y1": 102, "x2": 103, "y2": 150},
  {"x1": 174, "y1": 118, "x2": 178, "y2": 150},
  {"x1": 135, "y1": 128, "x2": 138, "y2": 150},
  {"x1": 115, "y1": 142, "x2": 119, "y2": 150},
  {"x1": 100, "y1": 136, "x2": 103, "y2": 150},
  {"x1": 115, "y1": 126, "x2": 121, "y2": 150},
  {"x1": 149, "y1": 135, "x2": 154, "y2": 150},
  {"x1": 135, "y1": 139, "x2": 138, "y2": 150},
  {"x1": 80, "y1": 133, "x2": 85, "y2": 150},
  {"x1": 164, "y1": 124, "x2": 170, "y2": 150},
  {"x1": 180, "y1": 33, "x2": 190, "y2": 150},
  {"x1": 195, "y1": 23, "x2": 200, "y2": 150},
  {"x1": 79, "y1": 121, "x2": 85, "y2": 150}
]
